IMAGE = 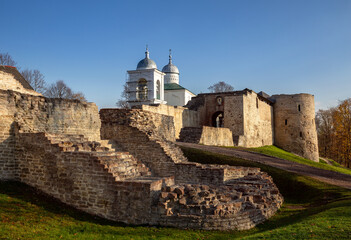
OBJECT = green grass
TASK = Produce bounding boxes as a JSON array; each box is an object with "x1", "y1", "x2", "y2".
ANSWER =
[
  {"x1": 319, "y1": 158, "x2": 328, "y2": 164},
  {"x1": 245, "y1": 145, "x2": 351, "y2": 176},
  {"x1": 0, "y1": 147, "x2": 351, "y2": 239}
]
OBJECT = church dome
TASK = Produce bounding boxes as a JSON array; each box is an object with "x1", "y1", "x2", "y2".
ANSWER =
[
  {"x1": 162, "y1": 63, "x2": 179, "y2": 74},
  {"x1": 136, "y1": 48, "x2": 157, "y2": 70},
  {"x1": 162, "y1": 50, "x2": 179, "y2": 74}
]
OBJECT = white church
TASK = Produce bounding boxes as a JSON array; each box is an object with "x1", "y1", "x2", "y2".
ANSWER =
[{"x1": 126, "y1": 47, "x2": 195, "y2": 107}]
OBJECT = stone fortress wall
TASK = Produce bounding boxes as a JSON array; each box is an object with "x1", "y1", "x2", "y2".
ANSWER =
[
  {"x1": 140, "y1": 104, "x2": 200, "y2": 139},
  {"x1": 2, "y1": 65, "x2": 324, "y2": 230},
  {"x1": 0, "y1": 87, "x2": 284, "y2": 230},
  {"x1": 180, "y1": 89, "x2": 274, "y2": 148},
  {"x1": 0, "y1": 89, "x2": 101, "y2": 179},
  {"x1": 270, "y1": 94, "x2": 319, "y2": 162}
]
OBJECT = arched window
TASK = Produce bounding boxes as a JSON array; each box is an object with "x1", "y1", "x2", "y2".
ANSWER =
[
  {"x1": 156, "y1": 80, "x2": 161, "y2": 100},
  {"x1": 137, "y1": 78, "x2": 148, "y2": 100}
]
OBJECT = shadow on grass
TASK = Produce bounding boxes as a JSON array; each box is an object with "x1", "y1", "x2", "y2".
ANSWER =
[
  {"x1": 1, "y1": 147, "x2": 350, "y2": 239},
  {"x1": 0, "y1": 180, "x2": 127, "y2": 227},
  {"x1": 180, "y1": 146, "x2": 343, "y2": 204}
]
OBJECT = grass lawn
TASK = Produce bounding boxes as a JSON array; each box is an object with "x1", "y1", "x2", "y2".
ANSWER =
[
  {"x1": 0, "y1": 147, "x2": 350, "y2": 239},
  {"x1": 245, "y1": 145, "x2": 351, "y2": 176}
]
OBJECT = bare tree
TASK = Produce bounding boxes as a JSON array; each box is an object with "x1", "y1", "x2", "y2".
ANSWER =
[
  {"x1": 45, "y1": 80, "x2": 73, "y2": 98},
  {"x1": 316, "y1": 109, "x2": 335, "y2": 158},
  {"x1": 71, "y1": 92, "x2": 87, "y2": 102},
  {"x1": 21, "y1": 69, "x2": 47, "y2": 94},
  {"x1": 116, "y1": 82, "x2": 130, "y2": 108},
  {"x1": 45, "y1": 80, "x2": 86, "y2": 101},
  {"x1": 0, "y1": 52, "x2": 17, "y2": 67},
  {"x1": 208, "y1": 81, "x2": 234, "y2": 93}
]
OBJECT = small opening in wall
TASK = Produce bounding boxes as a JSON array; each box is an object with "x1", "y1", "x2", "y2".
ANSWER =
[
  {"x1": 298, "y1": 104, "x2": 301, "y2": 112},
  {"x1": 285, "y1": 119, "x2": 288, "y2": 125},
  {"x1": 300, "y1": 132, "x2": 302, "y2": 138},
  {"x1": 256, "y1": 98, "x2": 258, "y2": 108}
]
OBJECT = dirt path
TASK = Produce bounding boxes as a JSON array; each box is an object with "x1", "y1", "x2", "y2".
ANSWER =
[{"x1": 176, "y1": 142, "x2": 351, "y2": 190}]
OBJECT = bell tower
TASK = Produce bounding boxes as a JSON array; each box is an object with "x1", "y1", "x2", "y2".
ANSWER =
[{"x1": 126, "y1": 46, "x2": 166, "y2": 107}]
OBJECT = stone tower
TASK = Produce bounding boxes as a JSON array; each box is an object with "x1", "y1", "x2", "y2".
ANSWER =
[
  {"x1": 127, "y1": 47, "x2": 166, "y2": 107},
  {"x1": 270, "y1": 94, "x2": 319, "y2": 162}
]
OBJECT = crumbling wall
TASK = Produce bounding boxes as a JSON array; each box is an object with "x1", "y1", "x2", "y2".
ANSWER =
[
  {"x1": 100, "y1": 109, "x2": 185, "y2": 177},
  {"x1": 0, "y1": 116, "x2": 17, "y2": 179},
  {"x1": 141, "y1": 104, "x2": 200, "y2": 139},
  {"x1": 0, "y1": 66, "x2": 41, "y2": 96},
  {"x1": 16, "y1": 132, "x2": 173, "y2": 224},
  {"x1": 0, "y1": 89, "x2": 101, "y2": 180},
  {"x1": 0, "y1": 89, "x2": 100, "y2": 140}
]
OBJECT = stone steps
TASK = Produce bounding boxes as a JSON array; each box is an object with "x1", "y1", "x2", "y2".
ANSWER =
[{"x1": 45, "y1": 133, "x2": 152, "y2": 181}]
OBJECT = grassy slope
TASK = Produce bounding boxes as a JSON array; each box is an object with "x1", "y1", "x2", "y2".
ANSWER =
[
  {"x1": 0, "y1": 147, "x2": 350, "y2": 239},
  {"x1": 246, "y1": 145, "x2": 351, "y2": 176}
]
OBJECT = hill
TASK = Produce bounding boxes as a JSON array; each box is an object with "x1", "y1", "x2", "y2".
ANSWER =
[{"x1": 1, "y1": 147, "x2": 350, "y2": 239}]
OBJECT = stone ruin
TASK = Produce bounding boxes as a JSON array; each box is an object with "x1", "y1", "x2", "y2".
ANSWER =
[{"x1": 0, "y1": 66, "x2": 283, "y2": 230}]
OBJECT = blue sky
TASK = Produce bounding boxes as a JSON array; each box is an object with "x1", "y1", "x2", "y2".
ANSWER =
[{"x1": 1, "y1": 0, "x2": 350, "y2": 110}]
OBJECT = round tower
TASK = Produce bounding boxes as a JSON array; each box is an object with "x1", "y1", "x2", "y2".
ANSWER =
[{"x1": 270, "y1": 94, "x2": 319, "y2": 162}]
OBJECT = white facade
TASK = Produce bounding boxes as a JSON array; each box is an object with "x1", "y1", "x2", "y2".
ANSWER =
[
  {"x1": 126, "y1": 48, "x2": 195, "y2": 107},
  {"x1": 164, "y1": 89, "x2": 195, "y2": 106},
  {"x1": 127, "y1": 69, "x2": 166, "y2": 107}
]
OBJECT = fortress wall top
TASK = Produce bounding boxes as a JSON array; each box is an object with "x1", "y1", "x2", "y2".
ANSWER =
[
  {"x1": 0, "y1": 89, "x2": 101, "y2": 141},
  {"x1": 270, "y1": 93, "x2": 319, "y2": 162}
]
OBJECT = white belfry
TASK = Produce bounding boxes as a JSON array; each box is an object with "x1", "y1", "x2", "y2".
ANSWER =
[
  {"x1": 127, "y1": 47, "x2": 166, "y2": 107},
  {"x1": 126, "y1": 47, "x2": 195, "y2": 107}
]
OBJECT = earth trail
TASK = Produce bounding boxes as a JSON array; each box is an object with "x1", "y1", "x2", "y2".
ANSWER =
[{"x1": 177, "y1": 142, "x2": 351, "y2": 190}]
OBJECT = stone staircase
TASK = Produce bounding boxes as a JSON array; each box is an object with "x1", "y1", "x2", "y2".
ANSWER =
[
  {"x1": 45, "y1": 133, "x2": 152, "y2": 180},
  {"x1": 156, "y1": 140, "x2": 188, "y2": 163},
  {"x1": 178, "y1": 127, "x2": 203, "y2": 143}
]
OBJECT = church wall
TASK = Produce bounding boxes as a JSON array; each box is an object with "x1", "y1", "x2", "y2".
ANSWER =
[
  {"x1": 164, "y1": 89, "x2": 185, "y2": 106},
  {"x1": 271, "y1": 94, "x2": 319, "y2": 162},
  {"x1": 242, "y1": 92, "x2": 274, "y2": 147},
  {"x1": 141, "y1": 104, "x2": 200, "y2": 139},
  {"x1": 184, "y1": 90, "x2": 195, "y2": 106}
]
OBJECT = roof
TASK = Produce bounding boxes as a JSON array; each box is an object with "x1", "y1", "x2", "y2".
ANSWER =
[
  {"x1": 162, "y1": 63, "x2": 179, "y2": 74},
  {"x1": 164, "y1": 83, "x2": 185, "y2": 90},
  {"x1": 136, "y1": 49, "x2": 157, "y2": 70},
  {"x1": 0, "y1": 65, "x2": 34, "y2": 90},
  {"x1": 164, "y1": 83, "x2": 196, "y2": 95}
]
